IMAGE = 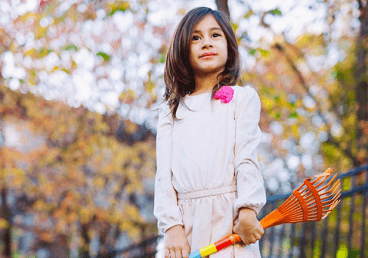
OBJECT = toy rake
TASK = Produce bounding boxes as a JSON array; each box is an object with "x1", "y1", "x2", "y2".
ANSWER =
[{"x1": 189, "y1": 168, "x2": 341, "y2": 258}]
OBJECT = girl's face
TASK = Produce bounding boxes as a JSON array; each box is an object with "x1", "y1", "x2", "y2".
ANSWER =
[{"x1": 189, "y1": 14, "x2": 228, "y2": 76}]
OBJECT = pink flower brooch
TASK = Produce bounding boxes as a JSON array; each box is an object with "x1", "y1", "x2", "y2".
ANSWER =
[{"x1": 214, "y1": 86, "x2": 234, "y2": 103}]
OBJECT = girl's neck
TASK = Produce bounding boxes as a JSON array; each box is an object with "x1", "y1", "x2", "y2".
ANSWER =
[{"x1": 192, "y1": 72, "x2": 219, "y2": 95}]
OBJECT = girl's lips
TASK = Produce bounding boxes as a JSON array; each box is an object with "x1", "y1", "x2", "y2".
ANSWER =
[{"x1": 200, "y1": 52, "x2": 216, "y2": 58}]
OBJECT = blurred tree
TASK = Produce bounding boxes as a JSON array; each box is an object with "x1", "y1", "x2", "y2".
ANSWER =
[
  {"x1": 355, "y1": 0, "x2": 367, "y2": 165},
  {"x1": 228, "y1": 0, "x2": 366, "y2": 193},
  {"x1": 0, "y1": 83, "x2": 156, "y2": 256}
]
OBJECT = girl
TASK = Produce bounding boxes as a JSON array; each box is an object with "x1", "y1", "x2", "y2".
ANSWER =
[{"x1": 154, "y1": 7, "x2": 266, "y2": 258}]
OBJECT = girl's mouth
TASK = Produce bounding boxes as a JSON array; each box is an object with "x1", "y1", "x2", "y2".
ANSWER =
[{"x1": 200, "y1": 52, "x2": 216, "y2": 58}]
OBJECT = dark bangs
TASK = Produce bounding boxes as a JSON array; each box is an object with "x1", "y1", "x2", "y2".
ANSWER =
[{"x1": 164, "y1": 7, "x2": 240, "y2": 121}]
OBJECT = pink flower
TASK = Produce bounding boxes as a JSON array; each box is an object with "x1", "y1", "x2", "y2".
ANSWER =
[{"x1": 214, "y1": 86, "x2": 234, "y2": 103}]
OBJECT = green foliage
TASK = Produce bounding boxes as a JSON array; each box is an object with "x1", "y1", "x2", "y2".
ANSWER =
[
  {"x1": 64, "y1": 44, "x2": 78, "y2": 51},
  {"x1": 313, "y1": 239, "x2": 322, "y2": 258},
  {"x1": 97, "y1": 52, "x2": 111, "y2": 62},
  {"x1": 249, "y1": 49, "x2": 256, "y2": 55},
  {"x1": 109, "y1": 2, "x2": 131, "y2": 16},
  {"x1": 270, "y1": 8, "x2": 282, "y2": 15},
  {"x1": 243, "y1": 9, "x2": 254, "y2": 18},
  {"x1": 158, "y1": 53, "x2": 165, "y2": 64},
  {"x1": 39, "y1": 47, "x2": 52, "y2": 57}
]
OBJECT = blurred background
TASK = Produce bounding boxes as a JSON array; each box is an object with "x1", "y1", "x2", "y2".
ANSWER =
[{"x1": 0, "y1": 0, "x2": 367, "y2": 257}]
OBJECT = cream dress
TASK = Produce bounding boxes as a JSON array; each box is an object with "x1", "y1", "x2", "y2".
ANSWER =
[{"x1": 154, "y1": 85, "x2": 266, "y2": 257}]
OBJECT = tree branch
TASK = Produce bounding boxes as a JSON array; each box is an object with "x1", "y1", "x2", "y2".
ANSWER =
[
  {"x1": 357, "y1": 0, "x2": 363, "y2": 9},
  {"x1": 215, "y1": 0, "x2": 230, "y2": 18}
]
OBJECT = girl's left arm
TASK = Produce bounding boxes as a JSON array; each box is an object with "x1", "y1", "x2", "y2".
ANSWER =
[{"x1": 233, "y1": 86, "x2": 267, "y2": 220}]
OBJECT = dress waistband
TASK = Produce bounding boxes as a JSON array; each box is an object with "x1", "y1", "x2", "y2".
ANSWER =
[{"x1": 177, "y1": 182, "x2": 237, "y2": 200}]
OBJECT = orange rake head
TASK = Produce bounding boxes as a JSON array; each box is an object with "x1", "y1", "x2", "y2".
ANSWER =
[{"x1": 260, "y1": 168, "x2": 341, "y2": 229}]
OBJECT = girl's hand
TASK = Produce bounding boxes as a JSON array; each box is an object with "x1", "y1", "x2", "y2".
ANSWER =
[
  {"x1": 164, "y1": 225, "x2": 191, "y2": 258},
  {"x1": 233, "y1": 208, "x2": 264, "y2": 245}
]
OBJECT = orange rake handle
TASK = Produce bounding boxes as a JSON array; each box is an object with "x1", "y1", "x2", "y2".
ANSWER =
[
  {"x1": 187, "y1": 215, "x2": 277, "y2": 258},
  {"x1": 188, "y1": 168, "x2": 340, "y2": 258}
]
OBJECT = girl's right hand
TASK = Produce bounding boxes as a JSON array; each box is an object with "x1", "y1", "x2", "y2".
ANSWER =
[{"x1": 164, "y1": 225, "x2": 191, "y2": 258}]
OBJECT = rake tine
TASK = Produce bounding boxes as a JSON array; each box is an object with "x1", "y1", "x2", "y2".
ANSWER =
[
  {"x1": 316, "y1": 174, "x2": 338, "y2": 192},
  {"x1": 322, "y1": 193, "x2": 341, "y2": 207},
  {"x1": 319, "y1": 179, "x2": 341, "y2": 197},
  {"x1": 322, "y1": 195, "x2": 340, "y2": 206},
  {"x1": 321, "y1": 185, "x2": 341, "y2": 200},
  {"x1": 310, "y1": 175, "x2": 328, "y2": 188},
  {"x1": 310, "y1": 169, "x2": 333, "y2": 186},
  {"x1": 321, "y1": 200, "x2": 341, "y2": 219}
]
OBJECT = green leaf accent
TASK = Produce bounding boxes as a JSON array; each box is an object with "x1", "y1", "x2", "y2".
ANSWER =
[
  {"x1": 288, "y1": 112, "x2": 298, "y2": 118},
  {"x1": 249, "y1": 49, "x2": 256, "y2": 56},
  {"x1": 39, "y1": 47, "x2": 52, "y2": 57},
  {"x1": 65, "y1": 44, "x2": 78, "y2": 51},
  {"x1": 97, "y1": 52, "x2": 111, "y2": 62},
  {"x1": 159, "y1": 54, "x2": 165, "y2": 64},
  {"x1": 231, "y1": 22, "x2": 238, "y2": 31},
  {"x1": 109, "y1": 2, "x2": 131, "y2": 16},
  {"x1": 244, "y1": 9, "x2": 254, "y2": 18},
  {"x1": 271, "y1": 8, "x2": 282, "y2": 15},
  {"x1": 259, "y1": 49, "x2": 269, "y2": 57},
  {"x1": 332, "y1": 71, "x2": 338, "y2": 79}
]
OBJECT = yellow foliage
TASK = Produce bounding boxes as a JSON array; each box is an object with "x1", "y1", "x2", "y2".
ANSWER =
[
  {"x1": 34, "y1": 200, "x2": 47, "y2": 211},
  {"x1": 291, "y1": 124, "x2": 299, "y2": 138},
  {"x1": 94, "y1": 121, "x2": 110, "y2": 133},
  {"x1": 261, "y1": 96, "x2": 274, "y2": 110},
  {"x1": 0, "y1": 218, "x2": 9, "y2": 229},
  {"x1": 54, "y1": 208, "x2": 64, "y2": 218},
  {"x1": 24, "y1": 48, "x2": 36, "y2": 57},
  {"x1": 94, "y1": 176, "x2": 105, "y2": 188},
  {"x1": 9, "y1": 168, "x2": 25, "y2": 188},
  {"x1": 20, "y1": 12, "x2": 39, "y2": 22},
  {"x1": 111, "y1": 210, "x2": 121, "y2": 224},
  {"x1": 34, "y1": 25, "x2": 48, "y2": 39},
  {"x1": 125, "y1": 204, "x2": 143, "y2": 223},
  {"x1": 80, "y1": 206, "x2": 94, "y2": 224}
]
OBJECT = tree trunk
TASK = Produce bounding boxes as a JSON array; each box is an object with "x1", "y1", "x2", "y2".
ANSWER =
[
  {"x1": 49, "y1": 234, "x2": 69, "y2": 258},
  {"x1": 215, "y1": 0, "x2": 230, "y2": 18},
  {"x1": 80, "y1": 223, "x2": 91, "y2": 258},
  {"x1": 356, "y1": 1, "x2": 368, "y2": 166},
  {"x1": 1, "y1": 187, "x2": 11, "y2": 258}
]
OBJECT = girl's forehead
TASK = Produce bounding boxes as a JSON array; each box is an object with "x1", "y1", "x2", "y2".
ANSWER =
[{"x1": 193, "y1": 15, "x2": 222, "y2": 32}]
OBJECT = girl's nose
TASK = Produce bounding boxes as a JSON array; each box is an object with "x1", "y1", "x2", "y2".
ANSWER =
[{"x1": 202, "y1": 37, "x2": 213, "y2": 48}]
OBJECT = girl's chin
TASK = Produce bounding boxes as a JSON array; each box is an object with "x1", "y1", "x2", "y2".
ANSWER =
[{"x1": 195, "y1": 67, "x2": 224, "y2": 75}]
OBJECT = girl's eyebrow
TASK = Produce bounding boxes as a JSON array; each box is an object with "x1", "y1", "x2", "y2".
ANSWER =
[{"x1": 193, "y1": 27, "x2": 222, "y2": 33}]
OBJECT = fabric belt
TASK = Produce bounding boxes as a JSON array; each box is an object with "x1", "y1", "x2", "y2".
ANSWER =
[{"x1": 177, "y1": 182, "x2": 237, "y2": 200}]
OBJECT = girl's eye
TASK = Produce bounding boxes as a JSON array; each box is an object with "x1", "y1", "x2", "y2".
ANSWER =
[
  {"x1": 213, "y1": 33, "x2": 221, "y2": 37},
  {"x1": 192, "y1": 35, "x2": 200, "y2": 41}
]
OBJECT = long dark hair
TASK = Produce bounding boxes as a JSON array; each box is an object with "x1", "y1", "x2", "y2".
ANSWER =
[{"x1": 164, "y1": 7, "x2": 240, "y2": 121}]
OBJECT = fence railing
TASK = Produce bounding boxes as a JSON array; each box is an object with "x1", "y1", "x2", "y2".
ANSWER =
[{"x1": 105, "y1": 164, "x2": 368, "y2": 258}]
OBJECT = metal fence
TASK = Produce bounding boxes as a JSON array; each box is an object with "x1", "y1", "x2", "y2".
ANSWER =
[{"x1": 105, "y1": 164, "x2": 368, "y2": 258}]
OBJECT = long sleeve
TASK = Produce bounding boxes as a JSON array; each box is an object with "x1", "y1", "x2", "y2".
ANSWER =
[
  {"x1": 233, "y1": 86, "x2": 266, "y2": 219},
  {"x1": 153, "y1": 102, "x2": 183, "y2": 234}
]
